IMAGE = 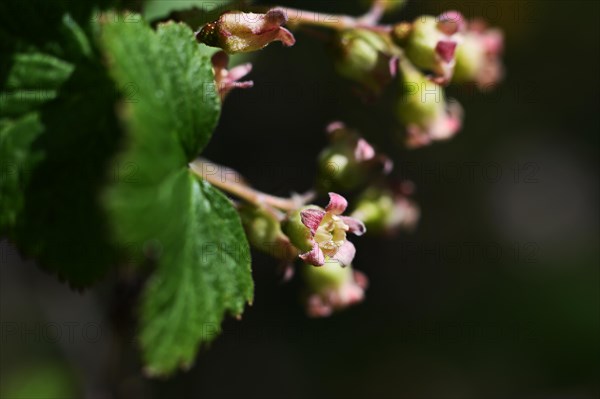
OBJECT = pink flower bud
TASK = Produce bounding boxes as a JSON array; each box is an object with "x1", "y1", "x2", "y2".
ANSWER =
[{"x1": 196, "y1": 9, "x2": 296, "y2": 54}]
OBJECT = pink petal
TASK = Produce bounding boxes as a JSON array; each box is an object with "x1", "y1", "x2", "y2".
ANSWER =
[
  {"x1": 353, "y1": 270, "x2": 369, "y2": 289},
  {"x1": 299, "y1": 242, "x2": 326, "y2": 266},
  {"x1": 341, "y1": 216, "x2": 366, "y2": 236},
  {"x1": 437, "y1": 11, "x2": 465, "y2": 35},
  {"x1": 435, "y1": 40, "x2": 457, "y2": 63},
  {"x1": 354, "y1": 138, "x2": 376, "y2": 162},
  {"x1": 326, "y1": 121, "x2": 346, "y2": 134},
  {"x1": 332, "y1": 241, "x2": 356, "y2": 267},
  {"x1": 227, "y1": 63, "x2": 253, "y2": 81},
  {"x1": 325, "y1": 192, "x2": 348, "y2": 215},
  {"x1": 274, "y1": 27, "x2": 296, "y2": 47},
  {"x1": 389, "y1": 56, "x2": 399, "y2": 78},
  {"x1": 264, "y1": 8, "x2": 288, "y2": 26},
  {"x1": 307, "y1": 295, "x2": 333, "y2": 318},
  {"x1": 300, "y1": 208, "x2": 325, "y2": 235}
]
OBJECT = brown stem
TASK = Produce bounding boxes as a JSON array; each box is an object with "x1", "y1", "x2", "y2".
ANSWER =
[
  {"x1": 358, "y1": 0, "x2": 387, "y2": 26},
  {"x1": 189, "y1": 158, "x2": 315, "y2": 212},
  {"x1": 250, "y1": 5, "x2": 392, "y2": 33}
]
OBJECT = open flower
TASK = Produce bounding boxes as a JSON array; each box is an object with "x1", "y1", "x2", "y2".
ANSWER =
[
  {"x1": 196, "y1": 8, "x2": 296, "y2": 54},
  {"x1": 211, "y1": 51, "x2": 253, "y2": 99},
  {"x1": 297, "y1": 193, "x2": 366, "y2": 267},
  {"x1": 303, "y1": 262, "x2": 368, "y2": 317}
]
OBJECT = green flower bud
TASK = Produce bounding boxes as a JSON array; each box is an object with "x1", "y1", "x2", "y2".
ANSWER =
[
  {"x1": 351, "y1": 186, "x2": 420, "y2": 234},
  {"x1": 239, "y1": 204, "x2": 296, "y2": 260},
  {"x1": 334, "y1": 29, "x2": 398, "y2": 95},
  {"x1": 397, "y1": 13, "x2": 463, "y2": 84},
  {"x1": 396, "y1": 59, "x2": 462, "y2": 148},
  {"x1": 453, "y1": 34, "x2": 486, "y2": 82},
  {"x1": 452, "y1": 22, "x2": 504, "y2": 89},
  {"x1": 317, "y1": 122, "x2": 392, "y2": 192},
  {"x1": 302, "y1": 262, "x2": 368, "y2": 317}
]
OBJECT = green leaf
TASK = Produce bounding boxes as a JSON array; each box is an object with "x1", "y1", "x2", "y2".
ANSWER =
[
  {"x1": 0, "y1": 113, "x2": 44, "y2": 230},
  {"x1": 2, "y1": 15, "x2": 125, "y2": 286},
  {"x1": 139, "y1": 175, "x2": 253, "y2": 375},
  {"x1": 101, "y1": 19, "x2": 220, "y2": 161},
  {"x1": 1, "y1": 52, "x2": 75, "y2": 117},
  {"x1": 100, "y1": 16, "x2": 253, "y2": 375}
]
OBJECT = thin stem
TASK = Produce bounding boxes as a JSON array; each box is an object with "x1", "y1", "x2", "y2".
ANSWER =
[
  {"x1": 358, "y1": 0, "x2": 387, "y2": 26},
  {"x1": 250, "y1": 5, "x2": 392, "y2": 33},
  {"x1": 189, "y1": 158, "x2": 315, "y2": 212}
]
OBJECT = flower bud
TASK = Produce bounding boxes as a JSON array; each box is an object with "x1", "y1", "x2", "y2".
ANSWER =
[
  {"x1": 317, "y1": 122, "x2": 392, "y2": 192},
  {"x1": 351, "y1": 185, "x2": 420, "y2": 235},
  {"x1": 334, "y1": 29, "x2": 398, "y2": 96},
  {"x1": 396, "y1": 58, "x2": 463, "y2": 148},
  {"x1": 302, "y1": 262, "x2": 368, "y2": 317},
  {"x1": 239, "y1": 204, "x2": 296, "y2": 261},
  {"x1": 453, "y1": 20, "x2": 504, "y2": 89},
  {"x1": 196, "y1": 9, "x2": 296, "y2": 54},
  {"x1": 395, "y1": 12, "x2": 464, "y2": 84}
]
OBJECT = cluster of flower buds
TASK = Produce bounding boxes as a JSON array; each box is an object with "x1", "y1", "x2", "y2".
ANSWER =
[
  {"x1": 193, "y1": 2, "x2": 504, "y2": 317},
  {"x1": 195, "y1": 6, "x2": 503, "y2": 149},
  {"x1": 196, "y1": 8, "x2": 295, "y2": 54},
  {"x1": 237, "y1": 189, "x2": 369, "y2": 313},
  {"x1": 317, "y1": 122, "x2": 392, "y2": 192}
]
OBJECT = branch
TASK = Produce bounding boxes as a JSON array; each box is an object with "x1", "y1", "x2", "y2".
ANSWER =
[{"x1": 189, "y1": 158, "x2": 315, "y2": 212}]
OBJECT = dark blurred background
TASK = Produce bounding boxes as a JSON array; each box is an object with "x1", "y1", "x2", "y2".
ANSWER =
[{"x1": 1, "y1": 1, "x2": 598, "y2": 398}]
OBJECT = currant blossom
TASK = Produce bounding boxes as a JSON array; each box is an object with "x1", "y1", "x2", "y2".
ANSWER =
[
  {"x1": 287, "y1": 193, "x2": 366, "y2": 267},
  {"x1": 211, "y1": 51, "x2": 253, "y2": 99},
  {"x1": 303, "y1": 262, "x2": 368, "y2": 317},
  {"x1": 196, "y1": 9, "x2": 296, "y2": 54}
]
